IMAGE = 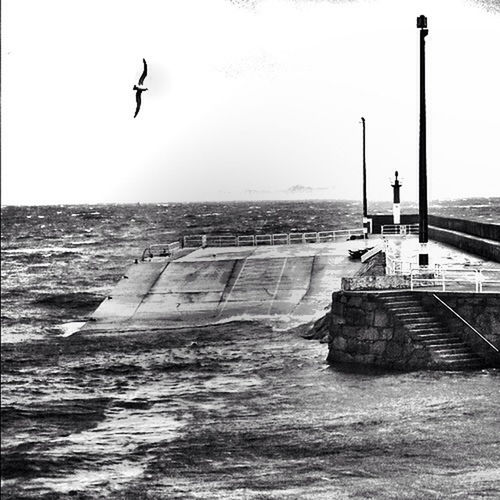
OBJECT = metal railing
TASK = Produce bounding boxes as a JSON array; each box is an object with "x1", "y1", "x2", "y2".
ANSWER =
[
  {"x1": 381, "y1": 224, "x2": 419, "y2": 236},
  {"x1": 410, "y1": 266, "x2": 500, "y2": 292},
  {"x1": 386, "y1": 258, "x2": 415, "y2": 275},
  {"x1": 385, "y1": 244, "x2": 417, "y2": 275},
  {"x1": 141, "y1": 241, "x2": 181, "y2": 260},
  {"x1": 384, "y1": 236, "x2": 500, "y2": 292},
  {"x1": 432, "y1": 293, "x2": 499, "y2": 353},
  {"x1": 182, "y1": 228, "x2": 365, "y2": 248}
]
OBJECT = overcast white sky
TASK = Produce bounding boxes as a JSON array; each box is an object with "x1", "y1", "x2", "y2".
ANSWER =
[{"x1": 2, "y1": 0, "x2": 499, "y2": 205}]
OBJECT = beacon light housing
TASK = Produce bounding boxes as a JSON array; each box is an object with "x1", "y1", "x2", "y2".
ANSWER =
[{"x1": 417, "y1": 15, "x2": 427, "y2": 29}]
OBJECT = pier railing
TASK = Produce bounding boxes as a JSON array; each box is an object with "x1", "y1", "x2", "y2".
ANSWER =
[
  {"x1": 384, "y1": 240, "x2": 415, "y2": 275},
  {"x1": 381, "y1": 224, "x2": 419, "y2": 236},
  {"x1": 385, "y1": 255, "x2": 415, "y2": 275},
  {"x1": 384, "y1": 235, "x2": 500, "y2": 292},
  {"x1": 183, "y1": 228, "x2": 364, "y2": 248},
  {"x1": 410, "y1": 267, "x2": 500, "y2": 293},
  {"x1": 432, "y1": 293, "x2": 499, "y2": 354},
  {"x1": 141, "y1": 241, "x2": 182, "y2": 260}
]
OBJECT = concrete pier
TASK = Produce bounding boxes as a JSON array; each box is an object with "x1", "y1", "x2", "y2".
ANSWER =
[
  {"x1": 84, "y1": 239, "x2": 371, "y2": 333},
  {"x1": 83, "y1": 221, "x2": 500, "y2": 344}
]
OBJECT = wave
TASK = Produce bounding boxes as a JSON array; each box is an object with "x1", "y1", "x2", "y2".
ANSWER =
[
  {"x1": 58, "y1": 322, "x2": 87, "y2": 337},
  {"x1": 2, "y1": 246, "x2": 80, "y2": 254},
  {"x1": 70, "y1": 363, "x2": 145, "y2": 376},
  {"x1": 33, "y1": 292, "x2": 103, "y2": 311}
]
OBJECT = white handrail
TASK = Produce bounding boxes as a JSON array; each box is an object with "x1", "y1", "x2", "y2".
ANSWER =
[
  {"x1": 433, "y1": 293, "x2": 499, "y2": 353},
  {"x1": 381, "y1": 224, "x2": 419, "y2": 235},
  {"x1": 385, "y1": 254, "x2": 417, "y2": 275},
  {"x1": 410, "y1": 266, "x2": 500, "y2": 292},
  {"x1": 141, "y1": 241, "x2": 181, "y2": 260},
  {"x1": 182, "y1": 228, "x2": 364, "y2": 248}
]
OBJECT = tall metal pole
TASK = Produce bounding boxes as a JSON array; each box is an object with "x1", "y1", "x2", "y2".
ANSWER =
[
  {"x1": 417, "y1": 15, "x2": 429, "y2": 266},
  {"x1": 361, "y1": 117, "x2": 368, "y2": 238}
]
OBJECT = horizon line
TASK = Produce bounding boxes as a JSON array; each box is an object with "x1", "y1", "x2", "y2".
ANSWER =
[{"x1": 2, "y1": 196, "x2": 499, "y2": 208}]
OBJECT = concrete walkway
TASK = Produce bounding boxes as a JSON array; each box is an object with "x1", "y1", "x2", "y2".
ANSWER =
[
  {"x1": 385, "y1": 235, "x2": 499, "y2": 269},
  {"x1": 82, "y1": 235, "x2": 500, "y2": 334},
  {"x1": 84, "y1": 239, "x2": 371, "y2": 332}
]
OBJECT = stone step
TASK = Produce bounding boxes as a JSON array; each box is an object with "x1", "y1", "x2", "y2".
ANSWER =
[
  {"x1": 399, "y1": 319, "x2": 442, "y2": 327},
  {"x1": 420, "y1": 339, "x2": 463, "y2": 346},
  {"x1": 444, "y1": 354, "x2": 484, "y2": 363},
  {"x1": 375, "y1": 292, "x2": 487, "y2": 371},
  {"x1": 436, "y1": 352, "x2": 482, "y2": 361},
  {"x1": 400, "y1": 317, "x2": 438, "y2": 324},
  {"x1": 387, "y1": 307, "x2": 426, "y2": 315},
  {"x1": 420, "y1": 340, "x2": 463, "y2": 347},
  {"x1": 427, "y1": 345, "x2": 466, "y2": 352},
  {"x1": 414, "y1": 331, "x2": 458, "y2": 337},
  {"x1": 378, "y1": 292, "x2": 418, "y2": 299},
  {"x1": 387, "y1": 306, "x2": 423, "y2": 312},
  {"x1": 379, "y1": 292, "x2": 416, "y2": 298},
  {"x1": 442, "y1": 361, "x2": 484, "y2": 370},
  {"x1": 396, "y1": 312, "x2": 433, "y2": 319},
  {"x1": 410, "y1": 326, "x2": 448, "y2": 333},
  {"x1": 407, "y1": 327, "x2": 451, "y2": 335},
  {"x1": 431, "y1": 346, "x2": 471, "y2": 355},
  {"x1": 409, "y1": 325, "x2": 455, "y2": 336},
  {"x1": 418, "y1": 335, "x2": 462, "y2": 342},
  {"x1": 379, "y1": 299, "x2": 420, "y2": 307},
  {"x1": 398, "y1": 315, "x2": 439, "y2": 322},
  {"x1": 442, "y1": 359, "x2": 484, "y2": 369}
]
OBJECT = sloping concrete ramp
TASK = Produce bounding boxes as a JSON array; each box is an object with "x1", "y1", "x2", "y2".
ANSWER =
[{"x1": 85, "y1": 241, "x2": 369, "y2": 332}]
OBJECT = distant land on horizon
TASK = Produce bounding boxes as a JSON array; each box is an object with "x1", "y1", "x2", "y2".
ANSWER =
[{"x1": 1, "y1": 196, "x2": 499, "y2": 211}]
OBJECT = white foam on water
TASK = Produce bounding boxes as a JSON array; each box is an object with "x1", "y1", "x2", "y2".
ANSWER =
[
  {"x1": 3, "y1": 246, "x2": 80, "y2": 255},
  {"x1": 203, "y1": 374, "x2": 263, "y2": 393},
  {"x1": 59, "y1": 322, "x2": 87, "y2": 337},
  {"x1": 27, "y1": 380, "x2": 190, "y2": 494},
  {"x1": 207, "y1": 311, "x2": 320, "y2": 330},
  {"x1": 28, "y1": 461, "x2": 144, "y2": 494},
  {"x1": 61, "y1": 411, "x2": 184, "y2": 453}
]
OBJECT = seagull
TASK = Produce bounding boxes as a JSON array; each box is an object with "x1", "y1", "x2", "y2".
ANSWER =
[{"x1": 133, "y1": 58, "x2": 148, "y2": 118}]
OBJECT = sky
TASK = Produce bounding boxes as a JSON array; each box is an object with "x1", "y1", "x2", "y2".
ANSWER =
[{"x1": 1, "y1": 0, "x2": 499, "y2": 205}]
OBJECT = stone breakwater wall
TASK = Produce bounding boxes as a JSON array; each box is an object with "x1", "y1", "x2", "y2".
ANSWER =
[
  {"x1": 429, "y1": 215, "x2": 500, "y2": 242},
  {"x1": 328, "y1": 292, "x2": 435, "y2": 370},
  {"x1": 420, "y1": 292, "x2": 500, "y2": 365},
  {"x1": 367, "y1": 214, "x2": 500, "y2": 262},
  {"x1": 429, "y1": 226, "x2": 500, "y2": 263},
  {"x1": 342, "y1": 275, "x2": 411, "y2": 291}
]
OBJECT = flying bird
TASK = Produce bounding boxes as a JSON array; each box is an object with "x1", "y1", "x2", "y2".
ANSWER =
[{"x1": 133, "y1": 58, "x2": 148, "y2": 118}]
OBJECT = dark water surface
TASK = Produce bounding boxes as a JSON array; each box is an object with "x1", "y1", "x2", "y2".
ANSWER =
[{"x1": 2, "y1": 199, "x2": 500, "y2": 498}]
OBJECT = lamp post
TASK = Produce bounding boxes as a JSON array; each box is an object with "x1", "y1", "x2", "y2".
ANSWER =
[
  {"x1": 417, "y1": 15, "x2": 429, "y2": 266},
  {"x1": 361, "y1": 117, "x2": 368, "y2": 238}
]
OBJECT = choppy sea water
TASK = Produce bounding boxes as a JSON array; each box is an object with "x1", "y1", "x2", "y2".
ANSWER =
[{"x1": 2, "y1": 199, "x2": 500, "y2": 499}]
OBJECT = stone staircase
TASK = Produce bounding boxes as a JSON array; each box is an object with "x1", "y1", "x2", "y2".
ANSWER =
[{"x1": 377, "y1": 292, "x2": 486, "y2": 370}]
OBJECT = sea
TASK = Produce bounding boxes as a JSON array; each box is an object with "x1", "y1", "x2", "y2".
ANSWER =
[{"x1": 1, "y1": 198, "x2": 500, "y2": 499}]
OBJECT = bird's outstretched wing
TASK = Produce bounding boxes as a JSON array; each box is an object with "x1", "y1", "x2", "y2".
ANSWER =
[
  {"x1": 134, "y1": 91, "x2": 142, "y2": 118},
  {"x1": 138, "y1": 59, "x2": 147, "y2": 86}
]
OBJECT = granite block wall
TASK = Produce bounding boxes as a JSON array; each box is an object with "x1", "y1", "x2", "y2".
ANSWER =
[
  {"x1": 420, "y1": 292, "x2": 500, "y2": 364},
  {"x1": 328, "y1": 291, "x2": 435, "y2": 370}
]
